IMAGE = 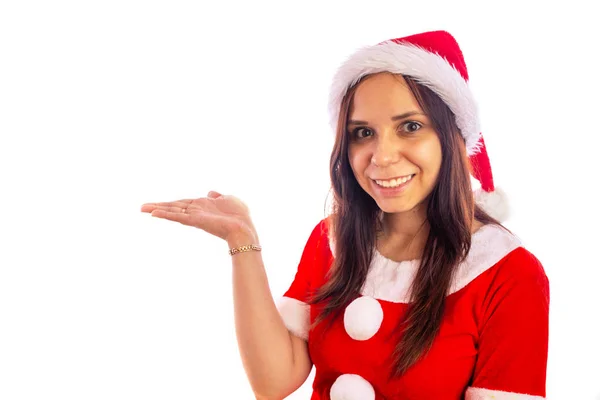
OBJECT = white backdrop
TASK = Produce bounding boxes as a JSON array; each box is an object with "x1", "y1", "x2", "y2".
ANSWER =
[{"x1": 1, "y1": 1, "x2": 599, "y2": 399}]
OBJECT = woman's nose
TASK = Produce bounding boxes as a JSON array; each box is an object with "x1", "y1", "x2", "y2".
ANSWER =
[{"x1": 371, "y1": 134, "x2": 401, "y2": 167}]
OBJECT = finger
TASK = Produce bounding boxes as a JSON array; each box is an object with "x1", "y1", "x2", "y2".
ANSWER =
[
  {"x1": 141, "y1": 199, "x2": 197, "y2": 213},
  {"x1": 154, "y1": 199, "x2": 196, "y2": 206},
  {"x1": 141, "y1": 203, "x2": 161, "y2": 213},
  {"x1": 150, "y1": 208, "x2": 228, "y2": 239},
  {"x1": 149, "y1": 205, "x2": 192, "y2": 214},
  {"x1": 142, "y1": 203, "x2": 178, "y2": 213},
  {"x1": 207, "y1": 191, "x2": 223, "y2": 198},
  {"x1": 149, "y1": 209, "x2": 193, "y2": 224}
]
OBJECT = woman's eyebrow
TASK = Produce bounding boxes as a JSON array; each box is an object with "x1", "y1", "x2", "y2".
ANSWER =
[{"x1": 348, "y1": 111, "x2": 425, "y2": 125}]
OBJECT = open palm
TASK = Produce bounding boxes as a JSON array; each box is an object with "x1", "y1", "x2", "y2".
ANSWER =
[{"x1": 140, "y1": 191, "x2": 256, "y2": 242}]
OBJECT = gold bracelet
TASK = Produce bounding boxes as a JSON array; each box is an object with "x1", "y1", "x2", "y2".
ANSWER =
[{"x1": 228, "y1": 244, "x2": 262, "y2": 256}]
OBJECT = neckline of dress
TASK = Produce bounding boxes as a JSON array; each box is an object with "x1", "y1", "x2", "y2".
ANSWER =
[{"x1": 372, "y1": 223, "x2": 492, "y2": 265}]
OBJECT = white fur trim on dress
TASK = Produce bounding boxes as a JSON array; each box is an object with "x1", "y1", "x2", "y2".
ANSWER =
[
  {"x1": 276, "y1": 297, "x2": 310, "y2": 341},
  {"x1": 361, "y1": 224, "x2": 521, "y2": 303},
  {"x1": 466, "y1": 387, "x2": 545, "y2": 399},
  {"x1": 329, "y1": 41, "x2": 482, "y2": 155}
]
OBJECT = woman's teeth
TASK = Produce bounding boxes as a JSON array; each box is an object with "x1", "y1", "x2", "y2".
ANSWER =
[{"x1": 375, "y1": 174, "x2": 414, "y2": 188}]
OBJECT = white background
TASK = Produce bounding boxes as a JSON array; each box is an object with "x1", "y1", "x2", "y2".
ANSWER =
[{"x1": 1, "y1": 0, "x2": 599, "y2": 399}]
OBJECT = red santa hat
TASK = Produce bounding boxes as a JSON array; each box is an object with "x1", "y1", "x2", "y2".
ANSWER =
[{"x1": 329, "y1": 30, "x2": 509, "y2": 222}]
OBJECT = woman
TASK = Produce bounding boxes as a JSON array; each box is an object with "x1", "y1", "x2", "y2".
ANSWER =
[{"x1": 141, "y1": 31, "x2": 549, "y2": 399}]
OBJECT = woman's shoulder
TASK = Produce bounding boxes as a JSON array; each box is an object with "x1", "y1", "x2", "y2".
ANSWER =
[
  {"x1": 309, "y1": 216, "x2": 334, "y2": 260},
  {"x1": 450, "y1": 224, "x2": 548, "y2": 294},
  {"x1": 294, "y1": 217, "x2": 335, "y2": 287},
  {"x1": 478, "y1": 224, "x2": 545, "y2": 276},
  {"x1": 305, "y1": 216, "x2": 333, "y2": 256},
  {"x1": 487, "y1": 243, "x2": 548, "y2": 292}
]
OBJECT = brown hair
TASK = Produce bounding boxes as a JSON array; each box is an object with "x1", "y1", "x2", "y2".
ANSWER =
[{"x1": 310, "y1": 74, "x2": 501, "y2": 378}]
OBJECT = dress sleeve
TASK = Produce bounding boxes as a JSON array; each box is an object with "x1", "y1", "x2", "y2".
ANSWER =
[
  {"x1": 465, "y1": 247, "x2": 550, "y2": 400},
  {"x1": 276, "y1": 219, "x2": 329, "y2": 341}
]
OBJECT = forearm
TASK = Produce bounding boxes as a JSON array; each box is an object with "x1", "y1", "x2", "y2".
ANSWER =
[{"x1": 228, "y1": 233, "x2": 296, "y2": 398}]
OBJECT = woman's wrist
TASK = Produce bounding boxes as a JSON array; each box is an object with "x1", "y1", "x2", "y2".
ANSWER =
[{"x1": 226, "y1": 228, "x2": 259, "y2": 249}]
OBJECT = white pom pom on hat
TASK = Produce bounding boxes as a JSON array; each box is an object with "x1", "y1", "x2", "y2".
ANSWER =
[{"x1": 328, "y1": 30, "x2": 509, "y2": 221}]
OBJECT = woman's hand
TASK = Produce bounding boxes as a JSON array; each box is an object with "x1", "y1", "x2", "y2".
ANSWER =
[{"x1": 140, "y1": 191, "x2": 258, "y2": 244}]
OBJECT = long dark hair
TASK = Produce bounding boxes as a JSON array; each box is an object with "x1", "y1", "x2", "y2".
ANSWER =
[{"x1": 309, "y1": 74, "x2": 501, "y2": 378}]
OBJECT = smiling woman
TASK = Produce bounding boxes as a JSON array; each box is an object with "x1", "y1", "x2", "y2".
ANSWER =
[
  {"x1": 142, "y1": 30, "x2": 549, "y2": 400},
  {"x1": 277, "y1": 30, "x2": 549, "y2": 399}
]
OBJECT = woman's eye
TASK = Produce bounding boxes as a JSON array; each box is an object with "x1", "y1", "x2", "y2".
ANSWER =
[
  {"x1": 404, "y1": 121, "x2": 422, "y2": 132},
  {"x1": 353, "y1": 127, "x2": 373, "y2": 139},
  {"x1": 403, "y1": 121, "x2": 422, "y2": 133},
  {"x1": 402, "y1": 121, "x2": 422, "y2": 133}
]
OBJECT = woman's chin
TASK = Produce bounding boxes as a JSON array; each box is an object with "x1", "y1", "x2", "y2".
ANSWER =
[{"x1": 374, "y1": 196, "x2": 427, "y2": 215}]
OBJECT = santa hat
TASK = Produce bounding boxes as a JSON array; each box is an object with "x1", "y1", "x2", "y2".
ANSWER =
[{"x1": 329, "y1": 30, "x2": 509, "y2": 222}]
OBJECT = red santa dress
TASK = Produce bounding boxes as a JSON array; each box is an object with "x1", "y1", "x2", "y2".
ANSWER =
[{"x1": 277, "y1": 218, "x2": 550, "y2": 400}]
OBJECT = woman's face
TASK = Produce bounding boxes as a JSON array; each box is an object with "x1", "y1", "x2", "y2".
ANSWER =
[{"x1": 347, "y1": 73, "x2": 443, "y2": 214}]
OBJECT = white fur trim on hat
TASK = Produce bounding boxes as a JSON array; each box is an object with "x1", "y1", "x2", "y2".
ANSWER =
[
  {"x1": 475, "y1": 186, "x2": 510, "y2": 222},
  {"x1": 329, "y1": 41, "x2": 482, "y2": 155}
]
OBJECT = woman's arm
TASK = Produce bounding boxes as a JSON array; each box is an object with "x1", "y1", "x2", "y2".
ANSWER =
[
  {"x1": 466, "y1": 247, "x2": 549, "y2": 399},
  {"x1": 229, "y1": 231, "x2": 313, "y2": 399},
  {"x1": 141, "y1": 193, "x2": 313, "y2": 399}
]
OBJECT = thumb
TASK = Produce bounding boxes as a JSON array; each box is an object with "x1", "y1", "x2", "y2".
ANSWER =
[{"x1": 207, "y1": 191, "x2": 223, "y2": 199}]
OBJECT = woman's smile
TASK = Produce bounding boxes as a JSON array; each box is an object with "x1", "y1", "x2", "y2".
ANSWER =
[{"x1": 371, "y1": 173, "x2": 416, "y2": 196}]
